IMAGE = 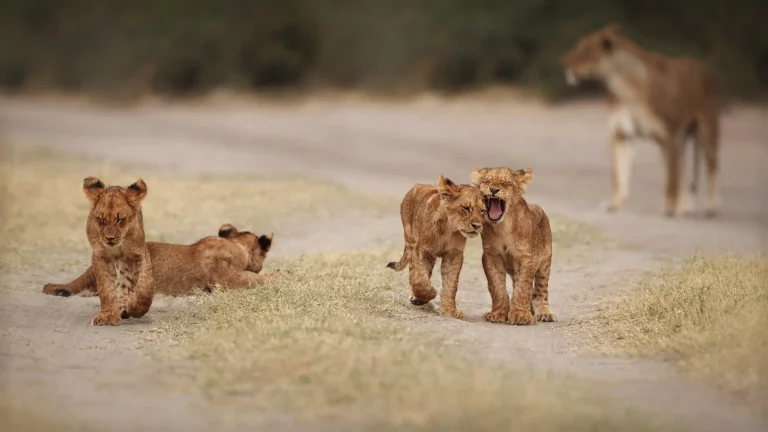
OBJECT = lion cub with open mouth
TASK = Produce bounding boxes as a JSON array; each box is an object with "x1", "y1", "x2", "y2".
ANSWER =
[
  {"x1": 472, "y1": 167, "x2": 557, "y2": 325},
  {"x1": 387, "y1": 175, "x2": 485, "y2": 319}
]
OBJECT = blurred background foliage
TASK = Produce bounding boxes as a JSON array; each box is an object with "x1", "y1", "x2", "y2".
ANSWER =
[{"x1": 1, "y1": 0, "x2": 766, "y2": 101}]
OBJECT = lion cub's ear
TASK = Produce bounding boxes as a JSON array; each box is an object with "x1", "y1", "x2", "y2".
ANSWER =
[
  {"x1": 437, "y1": 175, "x2": 459, "y2": 200},
  {"x1": 470, "y1": 168, "x2": 488, "y2": 186},
  {"x1": 83, "y1": 176, "x2": 106, "y2": 203},
  {"x1": 125, "y1": 179, "x2": 148, "y2": 206},
  {"x1": 258, "y1": 233, "x2": 274, "y2": 252},
  {"x1": 515, "y1": 168, "x2": 535, "y2": 193},
  {"x1": 218, "y1": 224, "x2": 238, "y2": 238}
]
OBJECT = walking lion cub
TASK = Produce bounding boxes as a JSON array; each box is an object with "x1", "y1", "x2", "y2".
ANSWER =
[{"x1": 387, "y1": 176, "x2": 485, "y2": 319}]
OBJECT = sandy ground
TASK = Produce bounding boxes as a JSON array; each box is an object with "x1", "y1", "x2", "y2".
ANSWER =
[{"x1": 0, "y1": 94, "x2": 767, "y2": 431}]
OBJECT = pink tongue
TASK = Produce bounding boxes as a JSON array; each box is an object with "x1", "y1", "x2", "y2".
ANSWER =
[{"x1": 489, "y1": 200, "x2": 503, "y2": 220}]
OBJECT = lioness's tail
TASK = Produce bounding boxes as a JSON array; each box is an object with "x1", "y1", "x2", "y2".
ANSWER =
[{"x1": 387, "y1": 246, "x2": 409, "y2": 271}]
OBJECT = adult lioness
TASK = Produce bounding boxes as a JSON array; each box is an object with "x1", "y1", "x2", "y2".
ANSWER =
[
  {"x1": 387, "y1": 175, "x2": 485, "y2": 319},
  {"x1": 562, "y1": 25, "x2": 720, "y2": 217},
  {"x1": 472, "y1": 167, "x2": 556, "y2": 326},
  {"x1": 82, "y1": 176, "x2": 154, "y2": 326},
  {"x1": 43, "y1": 224, "x2": 275, "y2": 297}
]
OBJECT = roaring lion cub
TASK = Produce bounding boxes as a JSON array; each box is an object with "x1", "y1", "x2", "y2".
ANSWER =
[
  {"x1": 472, "y1": 167, "x2": 556, "y2": 326},
  {"x1": 43, "y1": 224, "x2": 274, "y2": 297},
  {"x1": 562, "y1": 25, "x2": 720, "y2": 217},
  {"x1": 82, "y1": 176, "x2": 155, "y2": 326},
  {"x1": 387, "y1": 176, "x2": 485, "y2": 319}
]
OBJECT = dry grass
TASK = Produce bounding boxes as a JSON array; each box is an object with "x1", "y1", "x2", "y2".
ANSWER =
[
  {"x1": 0, "y1": 143, "x2": 395, "y2": 285},
  {"x1": 148, "y1": 250, "x2": 671, "y2": 431},
  {"x1": 0, "y1": 402, "x2": 93, "y2": 432},
  {"x1": 585, "y1": 253, "x2": 768, "y2": 409}
]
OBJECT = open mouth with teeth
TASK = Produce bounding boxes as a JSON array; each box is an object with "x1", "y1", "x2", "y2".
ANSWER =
[{"x1": 485, "y1": 197, "x2": 506, "y2": 222}]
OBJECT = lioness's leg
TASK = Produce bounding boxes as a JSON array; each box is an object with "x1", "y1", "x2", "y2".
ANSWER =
[
  {"x1": 698, "y1": 115, "x2": 720, "y2": 217},
  {"x1": 532, "y1": 256, "x2": 556, "y2": 322},
  {"x1": 439, "y1": 251, "x2": 465, "y2": 319},
  {"x1": 91, "y1": 261, "x2": 120, "y2": 326},
  {"x1": 125, "y1": 258, "x2": 154, "y2": 319},
  {"x1": 408, "y1": 249, "x2": 437, "y2": 305},
  {"x1": 42, "y1": 266, "x2": 97, "y2": 297},
  {"x1": 605, "y1": 131, "x2": 633, "y2": 212},
  {"x1": 661, "y1": 140, "x2": 684, "y2": 217},
  {"x1": 509, "y1": 258, "x2": 535, "y2": 326},
  {"x1": 481, "y1": 252, "x2": 508, "y2": 323}
]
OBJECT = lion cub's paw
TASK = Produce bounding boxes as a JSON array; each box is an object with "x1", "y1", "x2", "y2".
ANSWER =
[
  {"x1": 509, "y1": 310, "x2": 535, "y2": 326},
  {"x1": 91, "y1": 313, "x2": 121, "y2": 326},
  {"x1": 440, "y1": 307, "x2": 465, "y2": 320},
  {"x1": 483, "y1": 310, "x2": 508, "y2": 324},
  {"x1": 535, "y1": 311, "x2": 558, "y2": 322}
]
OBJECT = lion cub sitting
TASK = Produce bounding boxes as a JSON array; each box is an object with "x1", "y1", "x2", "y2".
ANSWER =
[
  {"x1": 471, "y1": 167, "x2": 557, "y2": 326},
  {"x1": 387, "y1": 175, "x2": 485, "y2": 319},
  {"x1": 43, "y1": 224, "x2": 275, "y2": 297},
  {"x1": 82, "y1": 176, "x2": 155, "y2": 326}
]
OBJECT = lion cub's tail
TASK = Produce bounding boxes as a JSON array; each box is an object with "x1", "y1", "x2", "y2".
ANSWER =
[{"x1": 387, "y1": 247, "x2": 409, "y2": 271}]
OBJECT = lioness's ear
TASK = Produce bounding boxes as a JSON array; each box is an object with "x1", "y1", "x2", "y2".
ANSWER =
[
  {"x1": 125, "y1": 179, "x2": 148, "y2": 205},
  {"x1": 438, "y1": 175, "x2": 458, "y2": 200},
  {"x1": 83, "y1": 176, "x2": 105, "y2": 203},
  {"x1": 218, "y1": 224, "x2": 238, "y2": 238},
  {"x1": 258, "y1": 233, "x2": 274, "y2": 252}
]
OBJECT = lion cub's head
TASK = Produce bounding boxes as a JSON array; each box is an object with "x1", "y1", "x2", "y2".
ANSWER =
[
  {"x1": 471, "y1": 167, "x2": 534, "y2": 225},
  {"x1": 218, "y1": 224, "x2": 274, "y2": 273},
  {"x1": 83, "y1": 176, "x2": 148, "y2": 249},
  {"x1": 561, "y1": 24, "x2": 623, "y2": 86},
  {"x1": 437, "y1": 175, "x2": 485, "y2": 239}
]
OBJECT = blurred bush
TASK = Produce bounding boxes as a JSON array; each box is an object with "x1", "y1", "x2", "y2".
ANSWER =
[{"x1": 1, "y1": 0, "x2": 766, "y2": 100}]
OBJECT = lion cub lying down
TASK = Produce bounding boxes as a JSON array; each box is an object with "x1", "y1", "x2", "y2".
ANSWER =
[
  {"x1": 43, "y1": 223, "x2": 275, "y2": 298},
  {"x1": 472, "y1": 167, "x2": 557, "y2": 325},
  {"x1": 388, "y1": 175, "x2": 485, "y2": 319}
]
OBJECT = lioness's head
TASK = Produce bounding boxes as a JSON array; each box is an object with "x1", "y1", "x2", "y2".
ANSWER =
[
  {"x1": 561, "y1": 24, "x2": 622, "y2": 86},
  {"x1": 471, "y1": 167, "x2": 534, "y2": 224},
  {"x1": 83, "y1": 176, "x2": 147, "y2": 249},
  {"x1": 437, "y1": 175, "x2": 485, "y2": 238},
  {"x1": 218, "y1": 224, "x2": 274, "y2": 273}
]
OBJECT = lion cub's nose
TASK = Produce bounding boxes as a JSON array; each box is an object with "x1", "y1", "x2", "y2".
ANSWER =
[
  {"x1": 490, "y1": 187, "x2": 499, "y2": 195},
  {"x1": 471, "y1": 223, "x2": 482, "y2": 230}
]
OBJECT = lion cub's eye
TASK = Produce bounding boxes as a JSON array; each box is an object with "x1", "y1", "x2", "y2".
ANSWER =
[
  {"x1": 116, "y1": 216, "x2": 124, "y2": 224},
  {"x1": 462, "y1": 206, "x2": 471, "y2": 213},
  {"x1": 98, "y1": 217, "x2": 107, "y2": 225}
]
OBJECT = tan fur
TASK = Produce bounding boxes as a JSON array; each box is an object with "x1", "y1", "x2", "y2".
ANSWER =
[
  {"x1": 42, "y1": 224, "x2": 275, "y2": 297},
  {"x1": 562, "y1": 24, "x2": 721, "y2": 217},
  {"x1": 471, "y1": 167, "x2": 556, "y2": 326},
  {"x1": 81, "y1": 177, "x2": 154, "y2": 326},
  {"x1": 387, "y1": 175, "x2": 485, "y2": 319}
]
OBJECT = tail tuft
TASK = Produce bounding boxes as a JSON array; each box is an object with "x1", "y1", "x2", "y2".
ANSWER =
[{"x1": 386, "y1": 262, "x2": 397, "y2": 270}]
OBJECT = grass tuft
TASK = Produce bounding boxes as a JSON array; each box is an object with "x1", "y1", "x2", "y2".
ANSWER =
[{"x1": 585, "y1": 253, "x2": 768, "y2": 409}]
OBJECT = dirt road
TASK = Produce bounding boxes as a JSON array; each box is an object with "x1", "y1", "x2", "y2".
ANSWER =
[{"x1": 1, "y1": 95, "x2": 766, "y2": 431}]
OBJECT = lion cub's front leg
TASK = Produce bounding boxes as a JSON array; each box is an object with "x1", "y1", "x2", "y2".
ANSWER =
[
  {"x1": 481, "y1": 252, "x2": 509, "y2": 323},
  {"x1": 509, "y1": 257, "x2": 536, "y2": 326},
  {"x1": 439, "y1": 250, "x2": 465, "y2": 319},
  {"x1": 408, "y1": 249, "x2": 437, "y2": 306},
  {"x1": 91, "y1": 261, "x2": 121, "y2": 326}
]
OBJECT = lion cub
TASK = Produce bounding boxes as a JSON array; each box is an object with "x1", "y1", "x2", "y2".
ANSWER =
[
  {"x1": 471, "y1": 167, "x2": 557, "y2": 326},
  {"x1": 387, "y1": 175, "x2": 485, "y2": 319},
  {"x1": 42, "y1": 224, "x2": 275, "y2": 297},
  {"x1": 82, "y1": 176, "x2": 154, "y2": 326}
]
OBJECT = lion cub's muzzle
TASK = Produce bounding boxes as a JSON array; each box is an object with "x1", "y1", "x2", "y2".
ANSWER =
[
  {"x1": 462, "y1": 222, "x2": 483, "y2": 238},
  {"x1": 484, "y1": 195, "x2": 506, "y2": 223}
]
